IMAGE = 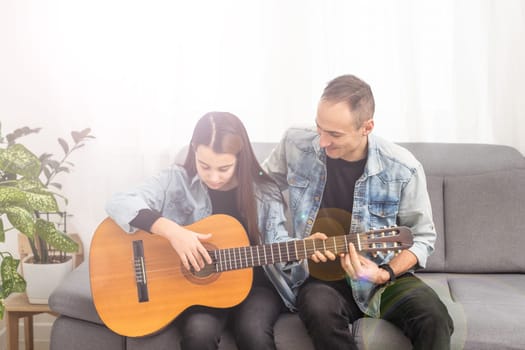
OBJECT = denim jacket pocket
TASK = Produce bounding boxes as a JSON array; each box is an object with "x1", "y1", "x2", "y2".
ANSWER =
[
  {"x1": 286, "y1": 174, "x2": 309, "y2": 210},
  {"x1": 368, "y1": 202, "x2": 399, "y2": 228}
]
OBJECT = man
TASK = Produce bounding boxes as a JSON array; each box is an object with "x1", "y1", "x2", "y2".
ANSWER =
[{"x1": 262, "y1": 74, "x2": 453, "y2": 350}]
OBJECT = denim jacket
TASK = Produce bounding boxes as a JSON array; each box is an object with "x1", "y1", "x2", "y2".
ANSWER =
[
  {"x1": 105, "y1": 165, "x2": 308, "y2": 311},
  {"x1": 262, "y1": 127, "x2": 436, "y2": 317}
]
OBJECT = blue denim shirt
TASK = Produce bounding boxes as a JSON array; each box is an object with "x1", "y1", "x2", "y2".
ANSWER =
[
  {"x1": 262, "y1": 127, "x2": 436, "y2": 317},
  {"x1": 105, "y1": 165, "x2": 308, "y2": 311}
]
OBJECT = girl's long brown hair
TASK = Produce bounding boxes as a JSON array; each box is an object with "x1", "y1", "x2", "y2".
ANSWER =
[{"x1": 183, "y1": 112, "x2": 278, "y2": 243}]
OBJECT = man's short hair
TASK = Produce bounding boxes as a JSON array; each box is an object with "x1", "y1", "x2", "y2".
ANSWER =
[{"x1": 321, "y1": 74, "x2": 375, "y2": 127}]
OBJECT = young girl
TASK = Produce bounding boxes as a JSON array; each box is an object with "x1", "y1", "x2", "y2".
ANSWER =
[{"x1": 105, "y1": 112, "x2": 308, "y2": 350}]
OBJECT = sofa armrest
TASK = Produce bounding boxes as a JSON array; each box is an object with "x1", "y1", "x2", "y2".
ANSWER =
[{"x1": 49, "y1": 260, "x2": 104, "y2": 325}]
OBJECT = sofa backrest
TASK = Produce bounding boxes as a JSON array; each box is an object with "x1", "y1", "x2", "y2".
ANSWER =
[
  {"x1": 400, "y1": 143, "x2": 525, "y2": 273},
  {"x1": 177, "y1": 142, "x2": 525, "y2": 274}
]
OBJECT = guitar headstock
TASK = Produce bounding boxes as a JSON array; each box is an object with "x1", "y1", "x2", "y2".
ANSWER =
[{"x1": 358, "y1": 226, "x2": 413, "y2": 254}]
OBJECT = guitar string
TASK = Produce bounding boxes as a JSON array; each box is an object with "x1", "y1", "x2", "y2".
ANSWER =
[{"x1": 133, "y1": 233, "x2": 408, "y2": 276}]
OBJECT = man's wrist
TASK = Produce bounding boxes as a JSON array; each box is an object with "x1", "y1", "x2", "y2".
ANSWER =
[
  {"x1": 377, "y1": 268, "x2": 390, "y2": 284},
  {"x1": 378, "y1": 263, "x2": 396, "y2": 284}
]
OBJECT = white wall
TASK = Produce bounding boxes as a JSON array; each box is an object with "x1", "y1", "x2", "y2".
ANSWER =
[{"x1": 1, "y1": 0, "x2": 525, "y2": 256}]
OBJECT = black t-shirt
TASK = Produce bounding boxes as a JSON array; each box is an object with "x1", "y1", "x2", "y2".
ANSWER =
[
  {"x1": 321, "y1": 157, "x2": 367, "y2": 213},
  {"x1": 208, "y1": 187, "x2": 244, "y2": 228},
  {"x1": 309, "y1": 156, "x2": 367, "y2": 282}
]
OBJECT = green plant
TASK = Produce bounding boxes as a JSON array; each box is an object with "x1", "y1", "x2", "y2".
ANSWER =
[{"x1": 0, "y1": 122, "x2": 94, "y2": 316}]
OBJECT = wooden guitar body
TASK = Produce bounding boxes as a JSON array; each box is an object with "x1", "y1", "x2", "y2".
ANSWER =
[
  {"x1": 90, "y1": 214, "x2": 412, "y2": 337},
  {"x1": 89, "y1": 214, "x2": 251, "y2": 337}
]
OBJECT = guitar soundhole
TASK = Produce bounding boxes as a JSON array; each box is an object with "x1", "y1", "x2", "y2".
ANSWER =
[
  {"x1": 190, "y1": 264, "x2": 217, "y2": 278},
  {"x1": 182, "y1": 242, "x2": 221, "y2": 285}
]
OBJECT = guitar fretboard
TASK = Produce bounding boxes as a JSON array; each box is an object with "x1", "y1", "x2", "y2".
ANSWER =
[{"x1": 212, "y1": 235, "x2": 360, "y2": 272}]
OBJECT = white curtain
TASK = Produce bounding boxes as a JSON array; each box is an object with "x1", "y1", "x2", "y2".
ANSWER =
[{"x1": 1, "y1": 0, "x2": 524, "y2": 249}]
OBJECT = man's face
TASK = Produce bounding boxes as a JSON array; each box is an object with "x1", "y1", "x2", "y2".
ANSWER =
[{"x1": 315, "y1": 100, "x2": 373, "y2": 162}]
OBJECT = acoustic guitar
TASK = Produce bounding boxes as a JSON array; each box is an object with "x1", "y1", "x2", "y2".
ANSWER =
[{"x1": 89, "y1": 214, "x2": 412, "y2": 337}]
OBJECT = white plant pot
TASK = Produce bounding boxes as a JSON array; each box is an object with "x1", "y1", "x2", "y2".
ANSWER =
[{"x1": 22, "y1": 255, "x2": 74, "y2": 304}]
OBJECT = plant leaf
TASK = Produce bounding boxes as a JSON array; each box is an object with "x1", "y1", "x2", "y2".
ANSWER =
[
  {"x1": 49, "y1": 182, "x2": 62, "y2": 190},
  {"x1": 0, "y1": 180, "x2": 59, "y2": 212},
  {"x1": 42, "y1": 166, "x2": 52, "y2": 180},
  {"x1": 3, "y1": 206, "x2": 35, "y2": 238},
  {"x1": 39, "y1": 153, "x2": 53, "y2": 162},
  {"x1": 5, "y1": 126, "x2": 41, "y2": 146},
  {"x1": 79, "y1": 128, "x2": 92, "y2": 138},
  {"x1": 47, "y1": 159, "x2": 60, "y2": 170},
  {"x1": 0, "y1": 144, "x2": 41, "y2": 178},
  {"x1": 58, "y1": 138, "x2": 69, "y2": 155},
  {"x1": 23, "y1": 189, "x2": 59, "y2": 212},
  {"x1": 71, "y1": 131, "x2": 81, "y2": 143},
  {"x1": 0, "y1": 255, "x2": 26, "y2": 296},
  {"x1": 0, "y1": 186, "x2": 26, "y2": 207},
  {"x1": 35, "y1": 219, "x2": 78, "y2": 252},
  {"x1": 0, "y1": 219, "x2": 4, "y2": 242}
]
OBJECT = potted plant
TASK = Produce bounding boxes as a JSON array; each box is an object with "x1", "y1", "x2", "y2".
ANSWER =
[{"x1": 0, "y1": 122, "x2": 94, "y2": 310}]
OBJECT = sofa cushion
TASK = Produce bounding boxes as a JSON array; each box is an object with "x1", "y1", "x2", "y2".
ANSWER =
[
  {"x1": 444, "y1": 169, "x2": 525, "y2": 272},
  {"x1": 49, "y1": 261, "x2": 103, "y2": 325},
  {"x1": 51, "y1": 316, "x2": 125, "y2": 350},
  {"x1": 400, "y1": 143, "x2": 525, "y2": 176},
  {"x1": 447, "y1": 274, "x2": 525, "y2": 350}
]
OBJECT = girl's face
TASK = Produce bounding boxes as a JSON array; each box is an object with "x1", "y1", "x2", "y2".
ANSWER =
[{"x1": 194, "y1": 144, "x2": 238, "y2": 191}]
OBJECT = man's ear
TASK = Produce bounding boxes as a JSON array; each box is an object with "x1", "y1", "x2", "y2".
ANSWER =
[{"x1": 362, "y1": 119, "x2": 374, "y2": 136}]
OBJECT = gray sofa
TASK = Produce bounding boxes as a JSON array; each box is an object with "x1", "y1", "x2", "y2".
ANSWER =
[{"x1": 49, "y1": 142, "x2": 525, "y2": 350}]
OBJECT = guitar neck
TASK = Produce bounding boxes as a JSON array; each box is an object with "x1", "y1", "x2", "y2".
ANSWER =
[{"x1": 211, "y1": 235, "x2": 355, "y2": 272}]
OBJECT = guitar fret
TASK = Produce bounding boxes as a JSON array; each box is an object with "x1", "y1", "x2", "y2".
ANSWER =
[
  {"x1": 228, "y1": 249, "x2": 232, "y2": 271},
  {"x1": 279, "y1": 243, "x2": 283, "y2": 263},
  {"x1": 270, "y1": 244, "x2": 274, "y2": 264},
  {"x1": 263, "y1": 245, "x2": 267, "y2": 265},
  {"x1": 231, "y1": 248, "x2": 235, "y2": 270},
  {"x1": 303, "y1": 240, "x2": 307, "y2": 259},
  {"x1": 286, "y1": 241, "x2": 290, "y2": 261},
  {"x1": 243, "y1": 246, "x2": 248, "y2": 268},
  {"x1": 333, "y1": 236, "x2": 337, "y2": 254},
  {"x1": 235, "y1": 247, "x2": 239, "y2": 269},
  {"x1": 257, "y1": 246, "x2": 261, "y2": 266},
  {"x1": 250, "y1": 246, "x2": 254, "y2": 267},
  {"x1": 240, "y1": 247, "x2": 244, "y2": 269}
]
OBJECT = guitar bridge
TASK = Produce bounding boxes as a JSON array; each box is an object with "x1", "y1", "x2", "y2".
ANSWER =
[{"x1": 133, "y1": 240, "x2": 149, "y2": 302}]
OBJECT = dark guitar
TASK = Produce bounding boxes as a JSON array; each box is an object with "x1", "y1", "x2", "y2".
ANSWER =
[{"x1": 89, "y1": 214, "x2": 412, "y2": 337}]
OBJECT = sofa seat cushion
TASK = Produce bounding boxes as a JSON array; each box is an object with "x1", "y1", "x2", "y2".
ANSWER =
[
  {"x1": 51, "y1": 316, "x2": 125, "y2": 350},
  {"x1": 448, "y1": 273, "x2": 525, "y2": 349},
  {"x1": 419, "y1": 273, "x2": 525, "y2": 350}
]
